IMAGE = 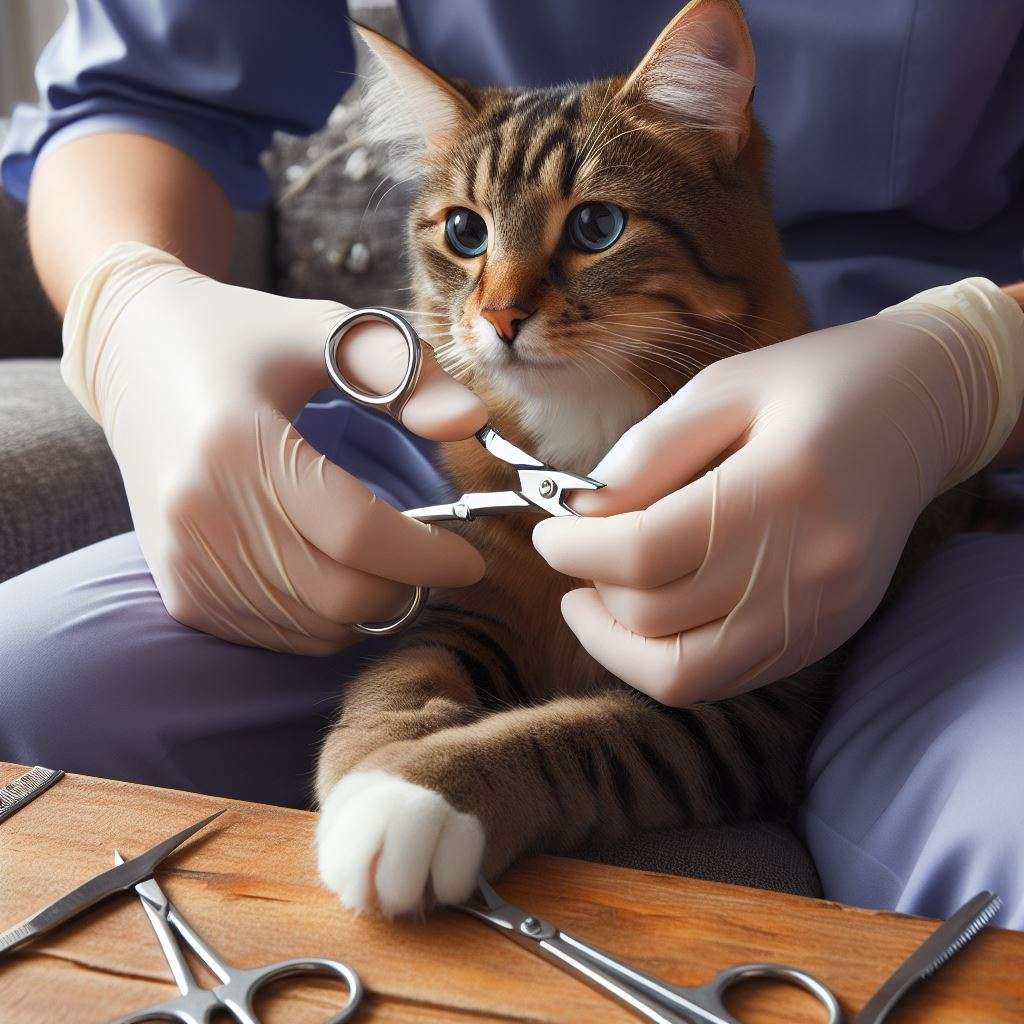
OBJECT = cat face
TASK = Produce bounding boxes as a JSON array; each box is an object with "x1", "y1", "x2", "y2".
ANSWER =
[
  {"x1": 410, "y1": 84, "x2": 743, "y2": 384},
  {"x1": 360, "y1": 1, "x2": 805, "y2": 464}
]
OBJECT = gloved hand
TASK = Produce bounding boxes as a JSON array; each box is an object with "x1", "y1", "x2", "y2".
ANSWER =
[
  {"x1": 534, "y1": 279, "x2": 1024, "y2": 705},
  {"x1": 62, "y1": 242, "x2": 487, "y2": 653}
]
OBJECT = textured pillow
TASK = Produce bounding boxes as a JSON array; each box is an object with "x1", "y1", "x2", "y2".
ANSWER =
[
  {"x1": 263, "y1": 2, "x2": 415, "y2": 309},
  {"x1": 0, "y1": 360, "x2": 131, "y2": 580}
]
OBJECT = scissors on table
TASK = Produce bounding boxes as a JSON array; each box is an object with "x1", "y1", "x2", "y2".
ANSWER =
[
  {"x1": 325, "y1": 307, "x2": 604, "y2": 636},
  {"x1": 108, "y1": 851, "x2": 363, "y2": 1024},
  {"x1": 459, "y1": 876, "x2": 842, "y2": 1024}
]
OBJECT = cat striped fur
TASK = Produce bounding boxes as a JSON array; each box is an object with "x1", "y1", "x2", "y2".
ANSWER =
[{"x1": 315, "y1": 0, "x2": 969, "y2": 916}]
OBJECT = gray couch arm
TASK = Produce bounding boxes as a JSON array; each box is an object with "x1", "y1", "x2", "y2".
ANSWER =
[
  {"x1": 0, "y1": 360, "x2": 132, "y2": 581},
  {"x1": 0, "y1": 191, "x2": 61, "y2": 359}
]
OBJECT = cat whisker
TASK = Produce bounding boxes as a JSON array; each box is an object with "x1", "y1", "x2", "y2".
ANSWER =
[
  {"x1": 602, "y1": 308, "x2": 785, "y2": 331},
  {"x1": 600, "y1": 309, "x2": 768, "y2": 334},
  {"x1": 594, "y1": 343, "x2": 707, "y2": 374},
  {"x1": 588, "y1": 340, "x2": 706, "y2": 378},
  {"x1": 562, "y1": 353, "x2": 598, "y2": 392},
  {"x1": 570, "y1": 81, "x2": 622, "y2": 179},
  {"x1": 591, "y1": 321, "x2": 714, "y2": 353},
  {"x1": 383, "y1": 307, "x2": 450, "y2": 318},
  {"x1": 587, "y1": 328, "x2": 717, "y2": 376},
  {"x1": 373, "y1": 174, "x2": 417, "y2": 211},
  {"x1": 617, "y1": 336, "x2": 750, "y2": 361},
  {"x1": 604, "y1": 321, "x2": 766, "y2": 353},
  {"x1": 579, "y1": 125, "x2": 648, "y2": 175},
  {"x1": 594, "y1": 320, "x2": 754, "y2": 356},
  {"x1": 362, "y1": 173, "x2": 394, "y2": 212},
  {"x1": 603, "y1": 303, "x2": 783, "y2": 323},
  {"x1": 585, "y1": 341, "x2": 671, "y2": 400}
]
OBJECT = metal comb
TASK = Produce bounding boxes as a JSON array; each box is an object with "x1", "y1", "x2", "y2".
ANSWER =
[
  {"x1": 0, "y1": 765, "x2": 64, "y2": 825},
  {"x1": 855, "y1": 891, "x2": 1003, "y2": 1023}
]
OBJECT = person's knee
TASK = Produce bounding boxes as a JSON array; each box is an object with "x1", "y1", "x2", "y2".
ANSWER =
[
  {"x1": 2, "y1": 540, "x2": 110, "y2": 751},
  {"x1": 895, "y1": 685, "x2": 1024, "y2": 922},
  {"x1": 804, "y1": 534, "x2": 1024, "y2": 925},
  {"x1": 0, "y1": 531, "x2": 376, "y2": 805},
  {"x1": 805, "y1": 679, "x2": 1024, "y2": 926},
  {"x1": 0, "y1": 534, "x2": 173, "y2": 774}
]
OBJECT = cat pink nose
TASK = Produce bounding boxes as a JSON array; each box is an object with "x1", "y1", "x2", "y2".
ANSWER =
[{"x1": 481, "y1": 306, "x2": 531, "y2": 344}]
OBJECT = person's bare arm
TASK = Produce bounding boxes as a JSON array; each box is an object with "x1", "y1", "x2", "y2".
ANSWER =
[{"x1": 27, "y1": 131, "x2": 234, "y2": 313}]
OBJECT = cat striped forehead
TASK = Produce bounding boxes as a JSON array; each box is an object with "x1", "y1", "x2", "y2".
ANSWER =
[{"x1": 456, "y1": 87, "x2": 587, "y2": 206}]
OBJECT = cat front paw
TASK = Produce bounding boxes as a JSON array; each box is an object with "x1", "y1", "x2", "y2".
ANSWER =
[{"x1": 316, "y1": 769, "x2": 485, "y2": 917}]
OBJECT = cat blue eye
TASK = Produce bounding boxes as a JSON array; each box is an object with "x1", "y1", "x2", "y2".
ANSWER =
[
  {"x1": 566, "y1": 202, "x2": 626, "y2": 253},
  {"x1": 444, "y1": 208, "x2": 488, "y2": 257}
]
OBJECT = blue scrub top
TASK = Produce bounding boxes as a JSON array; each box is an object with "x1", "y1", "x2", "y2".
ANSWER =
[{"x1": 3, "y1": 0, "x2": 1023, "y2": 328}]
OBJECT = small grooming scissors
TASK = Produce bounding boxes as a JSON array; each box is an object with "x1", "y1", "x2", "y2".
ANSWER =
[
  {"x1": 107, "y1": 852, "x2": 363, "y2": 1024},
  {"x1": 459, "y1": 876, "x2": 842, "y2": 1024},
  {"x1": 325, "y1": 307, "x2": 603, "y2": 636}
]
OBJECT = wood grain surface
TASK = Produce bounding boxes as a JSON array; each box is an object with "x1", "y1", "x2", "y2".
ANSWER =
[{"x1": 0, "y1": 763, "x2": 1020, "y2": 1023}]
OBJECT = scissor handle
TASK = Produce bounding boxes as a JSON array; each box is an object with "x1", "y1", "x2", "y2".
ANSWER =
[
  {"x1": 325, "y1": 308, "x2": 423, "y2": 423},
  {"x1": 326, "y1": 308, "x2": 430, "y2": 639},
  {"x1": 213, "y1": 956, "x2": 364, "y2": 1024},
  {"x1": 104, "y1": 992, "x2": 218, "y2": 1024},
  {"x1": 696, "y1": 962, "x2": 841, "y2": 1024}
]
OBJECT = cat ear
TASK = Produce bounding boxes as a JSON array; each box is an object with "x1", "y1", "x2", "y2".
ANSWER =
[
  {"x1": 354, "y1": 24, "x2": 476, "y2": 176},
  {"x1": 616, "y1": 0, "x2": 756, "y2": 157}
]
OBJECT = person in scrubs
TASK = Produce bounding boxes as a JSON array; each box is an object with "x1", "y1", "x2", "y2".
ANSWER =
[{"x1": 2, "y1": 1, "x2": 1023, "y2": 927}]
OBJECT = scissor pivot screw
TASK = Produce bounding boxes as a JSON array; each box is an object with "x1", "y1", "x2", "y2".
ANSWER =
[
  {"x1": 519, "y1": 916, "x2": 556, "y2": 940},
  {"x1": 538, "y1": 479, "x2": 556, "y2": 498}
]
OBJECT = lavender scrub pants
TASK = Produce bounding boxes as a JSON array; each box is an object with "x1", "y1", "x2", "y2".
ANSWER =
[{"x1": 1, "y1": 395, "x2": 1022, "y2": 928}]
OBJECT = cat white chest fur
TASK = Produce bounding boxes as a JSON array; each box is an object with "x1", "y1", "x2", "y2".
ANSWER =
[
  {"x1": 497, "y1": 370, "x2": 653, "y2": 475},
  {"x1": 467, "y1": 311, "x2": 654, "y2": 473}
]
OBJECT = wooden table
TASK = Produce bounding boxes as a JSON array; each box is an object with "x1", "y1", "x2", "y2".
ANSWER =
[{"x1": 0, "y1": 763, "x2": 1021, "y2": 1023}]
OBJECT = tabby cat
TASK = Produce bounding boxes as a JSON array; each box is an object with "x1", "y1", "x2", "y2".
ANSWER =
[{"x1": 314, "y1": 0, "x2": 889, "y2": 916}]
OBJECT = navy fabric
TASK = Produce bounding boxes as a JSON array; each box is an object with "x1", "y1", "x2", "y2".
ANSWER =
[{"x1": 3, "y1": 1, "x2": 1023, "y2": 325}]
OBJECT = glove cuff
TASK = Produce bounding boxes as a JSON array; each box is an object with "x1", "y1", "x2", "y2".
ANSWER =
[
  {"x1": 61, "y1": 241, "x2": 185, "y2": 423},
  {"x1": 878, "y1": 277, "x2": 1024, "y2": 490}
]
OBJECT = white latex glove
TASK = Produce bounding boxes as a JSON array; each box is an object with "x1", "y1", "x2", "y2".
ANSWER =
[
  {"x1": 62, "y1": 242, "x2": 487, "y2": 653},
  {"x1": 534, "y1": 279, "x2": 1024, "y2": 705}
]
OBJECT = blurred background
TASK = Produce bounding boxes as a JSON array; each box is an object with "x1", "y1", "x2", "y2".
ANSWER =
[{"x1": 1, "y1": 0, "x2": 65, "y2": 115}]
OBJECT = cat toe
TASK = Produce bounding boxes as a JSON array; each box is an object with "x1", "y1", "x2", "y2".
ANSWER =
[
  {"x1": 316, "y1": 769, "x2": 484, "y2": 917},
  {"x1": 430, "y1": 802, "x2": 486, "y2": 905}
]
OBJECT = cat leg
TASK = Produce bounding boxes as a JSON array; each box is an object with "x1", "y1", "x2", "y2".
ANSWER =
[
  {"x1": 315, "y1": 616, "x2": 529, "y2": 916},
  {"x1": 320, "y1": 674, "x2": 823, "y2": 916}
]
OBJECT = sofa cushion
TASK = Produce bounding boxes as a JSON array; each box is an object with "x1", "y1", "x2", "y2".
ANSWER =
[
  {"x1": 584, "y1": 820, "x2": 821, "y2": 897},
  {"x1": 0, "y1": 359, "x2": 131, "y2": 581},
  {"x1": 0, "y1": 192, "x2": 62, "y2": 359}
]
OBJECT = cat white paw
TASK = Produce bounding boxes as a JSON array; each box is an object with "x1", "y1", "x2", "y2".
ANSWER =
[{"x1": 316, "y1": 769, "x2": 485, "y2": 917}]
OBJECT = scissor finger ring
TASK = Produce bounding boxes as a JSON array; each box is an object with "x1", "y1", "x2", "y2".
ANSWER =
[
  {"x1": 702, "y1": 962, "x2": 841, "y2": 1023},
  {"x1": 350, "y1": 583, "x2": 426, "y2": 637},
  {"x1": 325, "y1": 307, "x2": 423, "y2": 423}
]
